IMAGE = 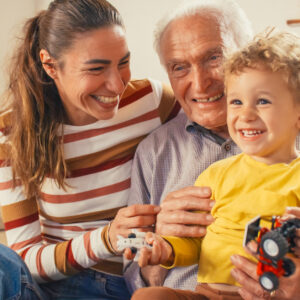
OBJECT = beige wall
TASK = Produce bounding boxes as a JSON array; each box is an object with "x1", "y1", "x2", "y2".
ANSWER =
[
  {"x1": 1, "y1": 0, "x2": 300, "y2": 94},
  {"x1": 111, "y1": 0, "x2": 300, "y2": 84}
]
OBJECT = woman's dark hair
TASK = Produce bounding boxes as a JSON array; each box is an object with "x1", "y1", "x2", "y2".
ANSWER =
[{"x1": 5, "y1": 0, "x2": 124, "y2": 198}]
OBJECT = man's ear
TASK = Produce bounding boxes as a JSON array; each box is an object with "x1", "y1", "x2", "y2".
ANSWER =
[
  {"x1": 296, "y1": 104, "x2": 300, "y2": 129},
  {"x1": 40, "y1": 49, "x2": 57, "y2": 79}
]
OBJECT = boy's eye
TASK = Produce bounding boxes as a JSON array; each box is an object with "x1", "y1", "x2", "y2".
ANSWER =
[
  {"x1": 257, "y1": 98, "x2": 271, "y2": 105},
  {"x1": 230, "y1": 99, "x2": 242, "y2": 105}
]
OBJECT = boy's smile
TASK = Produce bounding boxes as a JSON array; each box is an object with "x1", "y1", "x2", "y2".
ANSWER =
[{"x1": 226, "y1": 67, "x2": 300, "y2": 165}]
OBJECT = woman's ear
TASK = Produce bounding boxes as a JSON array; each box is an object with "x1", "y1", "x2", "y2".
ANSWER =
[{"x1": 40, "y1": 49, "x2": 57, "y2": 79}]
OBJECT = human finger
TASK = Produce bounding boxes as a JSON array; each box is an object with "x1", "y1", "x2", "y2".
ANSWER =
[
  {"x1": 284, "y1": 207, "x2": 300, "y2": 218},
  {"x1": 156, "y1": 223, "x2": 207, "y2": 237},
  {"x1": 123, "y1": 248, "x2": 135, "y2": 260},
  {"x1": 237, "y1": 287, "x2": 270, "y2": 300},
  {"x1": 162, "y1": 186, "x2": 211, "y2": 202},
  {"x1": 230, "y1": 255, "x2": 267, "y2": 298},
  {"x1": 119, "y1": 204, "x2": 160, "y2": 218},
  {"x1": 157, "y1": 209, "x2": 214, "y2": 226},
  {"x1": 138, "y1": 247, "x2": 153, "y2": 268},
  {"x1": 161, "y1": 187, "x2": 214, "y2": 212}
]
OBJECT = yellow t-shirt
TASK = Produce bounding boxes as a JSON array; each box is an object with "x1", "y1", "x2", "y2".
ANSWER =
[{"x1": 163, "y1": 153, "x2": 300, "y2": 286}]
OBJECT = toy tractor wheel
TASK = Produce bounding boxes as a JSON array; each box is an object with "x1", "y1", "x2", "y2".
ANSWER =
[
  {"x1": 283, "y1": 257, "x2": 296, "y2": 277},
  {"x1": 259, "y1": 272, "x2": 279, "y2": 292},
  {"x1": 261, "y1": 231, "x2": 288, "y2": 260}
]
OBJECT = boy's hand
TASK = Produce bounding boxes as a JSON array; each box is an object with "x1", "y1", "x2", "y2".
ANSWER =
[{"x1": 137, "y1": 232, "x2": 173, "y2": 268}]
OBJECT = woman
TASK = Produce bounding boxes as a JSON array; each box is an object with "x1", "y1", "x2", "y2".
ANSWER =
[{"x1": 0, "y1": 0, "x2": 179, "y2": 299}]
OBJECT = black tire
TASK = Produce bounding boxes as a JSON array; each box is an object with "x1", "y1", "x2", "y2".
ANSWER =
[
  {"x1": 283, "y1": 257, "x2": 296, "y2": 277},
  {"x1": 259, "y1": 272, "x2": 279, "y2": 292},
  {"x1": 261, "y1": 231, "x2": 289, "y2": 260}
]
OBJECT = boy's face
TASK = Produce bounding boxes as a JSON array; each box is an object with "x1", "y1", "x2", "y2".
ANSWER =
[{"x1": 226, "y1": 67, "x2": 300, "y2": 164}]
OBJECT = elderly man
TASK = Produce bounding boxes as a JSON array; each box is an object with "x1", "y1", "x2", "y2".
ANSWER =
[{"x1": 124, "y1": 0, "x2": 300, "y2": 299}]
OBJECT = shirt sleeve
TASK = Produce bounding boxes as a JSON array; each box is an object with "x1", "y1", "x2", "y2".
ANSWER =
[
  {"x1": 149, "y1": 79, "x2": 181, "y2": 124},
  {"x1": 0, "y1": 142, "x2": 113, "y2": 283}
]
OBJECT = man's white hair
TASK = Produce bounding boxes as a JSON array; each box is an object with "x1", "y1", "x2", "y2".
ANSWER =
[{"x1": 154, "y1": 0, "x2": 254, "y2": 65}]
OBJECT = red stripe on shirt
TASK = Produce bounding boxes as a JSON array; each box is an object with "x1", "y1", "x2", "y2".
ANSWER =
[
  {"x1": 5, "y1": 212, "x2": 39, "y2": 230},
  {"x1": 68, "y1": 154, "x2": 133, "y2": 178},
  {"x1": 12, "y1": 235, "x2": 43, "y2": 252},
  {"x1": 63, "y1": 109, "x2": 159, "y2": 143},
  {"x1": 84, "y1": 231, "x2": 98, "y2": 262},
  {"x1": 42, "y1": 223, "x2": 97, "y2": 232},
  {"x1": 36, "y1": 245, "x2": 52, "y2": 281},
  {"x1": 40, "y1": 178, "x2": 131, "y2": 204},
  {"x1": 119, "y1": 85, "x2": 152, "y2": 109},
  {"x1": 0, "y1": 179, "x2": 21, "y2": 190},
  {"x1": 67, "y1": 240, "x2": 85, "y2": 271}
]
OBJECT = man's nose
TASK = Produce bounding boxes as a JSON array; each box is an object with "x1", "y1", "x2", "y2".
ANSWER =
[{"x1": 191, "y1": 66, "x2": 212, "y2": 93}]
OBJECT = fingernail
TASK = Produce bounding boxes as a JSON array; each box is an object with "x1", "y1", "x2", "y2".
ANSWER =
[
  {"x1": 203, "y1": 187, "x2": 211, "y2": 196},
  {"x1": 230, "y1": 255, "x2": 238, "y2": 264},
  {"x1": 206, "y1": 214, "x2": 214, "y2": 222},
  {"x1": 209, "y1": 201, "x2": 215, "y2": 208},
  {"x1": 154, "y1": 206, "x2": 161, "y2": 213},
  {"x1": 199, "y1": 227, "x2": 206, "y2": 235}
]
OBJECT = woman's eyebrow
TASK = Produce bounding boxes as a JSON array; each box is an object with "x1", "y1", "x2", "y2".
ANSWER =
[{"x1": 84, "y1": 52, "x2": 131, "y2": 65}]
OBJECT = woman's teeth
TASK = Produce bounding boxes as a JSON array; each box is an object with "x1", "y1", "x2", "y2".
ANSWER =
[{"x1": 93, "y1": 95, "x2": 119, "y2": 103}]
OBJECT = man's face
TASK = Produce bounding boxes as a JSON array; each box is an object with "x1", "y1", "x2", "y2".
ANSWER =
[{"x1": 161, "y1": 15, "x2": 227, "y2": 134}]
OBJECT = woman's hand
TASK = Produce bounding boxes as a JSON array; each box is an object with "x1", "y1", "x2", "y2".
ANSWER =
[
  {"x1": 137, "y1": 232, "x2": 173, "y2": 268},
  {"x1": 109, "y1": 204, "x2": 160, "y2": 253},
  {"x1": 231, "y1": 241, "x2": 300, "y2": 299},
  {"x1": 156, "y1": 186, "x2": 215, "y2": 237}
]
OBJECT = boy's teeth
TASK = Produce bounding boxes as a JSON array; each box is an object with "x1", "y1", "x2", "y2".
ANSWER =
[
  {"x1": 94, "y1": 95, "x2": 119, "y2": 103},
  {"x1": 242, "y1": 130, "x2": 262, "y2": 137},
  {"x1": 193, "y1": 93, "x2": 223, "y2": 103}
]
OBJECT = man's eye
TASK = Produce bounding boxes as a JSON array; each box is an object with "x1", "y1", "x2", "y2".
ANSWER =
[
  {"x1": 207, "y1": 54, "x2": 223, "y2": 66},
  {"x1": 230, "y1": 99, "x2": 242, "y2": 105},
  {"x1": 257, "y1": 98, "x2": 271, "y2": 105},
  {"x1": 170, "y1": 64, "x2": 188, "y2": 78}
]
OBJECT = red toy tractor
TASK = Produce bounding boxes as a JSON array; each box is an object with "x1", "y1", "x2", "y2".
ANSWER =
[{"x1": 244, "y1": 216, "x2": 300, "y2": 292}]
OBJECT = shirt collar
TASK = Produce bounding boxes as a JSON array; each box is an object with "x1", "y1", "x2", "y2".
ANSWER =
[{"x1": 185, "y1": 119, "x2": 232, "y2": 146}]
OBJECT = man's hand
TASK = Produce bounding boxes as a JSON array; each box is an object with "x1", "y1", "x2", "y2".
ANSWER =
[
  {"x1": 282, "y1": 207, "x2": 300, "y2": 257},
  {"x1": 156, "y1": 186, "x2": 215, "y2": 237},
  {"x1": 109, "y1": 204, "x2": 160, "y2": 253},
  {"x1": 231, "y1": 242, "x2": 300, "y2": 299}
]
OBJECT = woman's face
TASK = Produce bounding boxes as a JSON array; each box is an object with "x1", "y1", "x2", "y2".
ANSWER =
[{"x1": 52, "y1": 25, "x2": 131, "y2": 126}]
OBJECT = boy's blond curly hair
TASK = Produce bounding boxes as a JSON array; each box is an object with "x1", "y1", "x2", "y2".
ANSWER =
[{"x1": 224, "y1": 30, "x2": 300, "y2": 101}]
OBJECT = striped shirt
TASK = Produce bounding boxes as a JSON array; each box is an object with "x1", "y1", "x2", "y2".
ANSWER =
[{"x1": 0, "y1": 78, "x2": 180, "y2": 283}]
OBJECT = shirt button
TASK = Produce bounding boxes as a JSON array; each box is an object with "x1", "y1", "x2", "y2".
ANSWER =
[{"x1": 224, "y1": 143, "x2": 231, "y2": 151}]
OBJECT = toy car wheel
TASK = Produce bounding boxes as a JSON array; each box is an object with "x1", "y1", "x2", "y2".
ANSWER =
[
  {"x1": 259, "y1": 272, "x2": 279, "y2": 292},
  {"x1": 283, "y1": 257, "x2": 296, "y2": 277},
  {"x1": 261, "y1": 231, "x2": 288, "y2": 260}
]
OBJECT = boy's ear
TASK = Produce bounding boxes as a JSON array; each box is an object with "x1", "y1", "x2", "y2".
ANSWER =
[{"x1": 40, "y1": 49, "x2": 57, "y2": 79}]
